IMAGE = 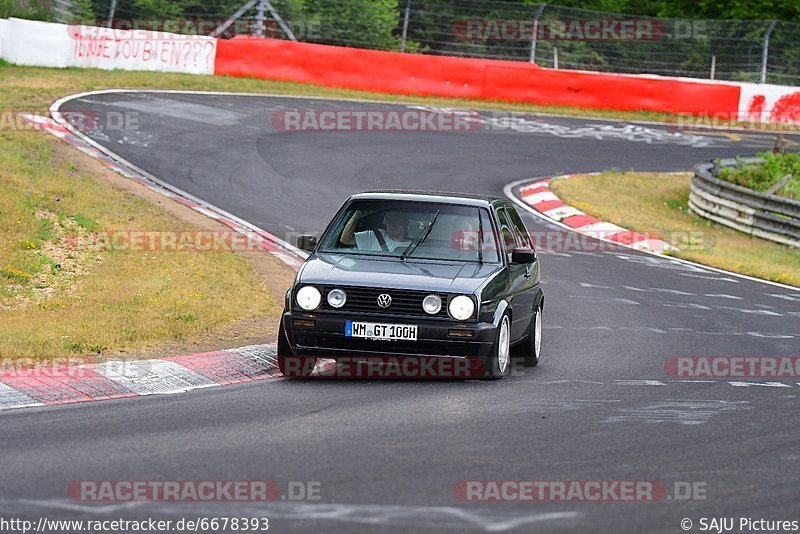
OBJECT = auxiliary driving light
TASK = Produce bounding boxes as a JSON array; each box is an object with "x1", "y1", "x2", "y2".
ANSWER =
[
  {"x1": 422, "y1": 294, "x2": 442, "y2": 315},
  {"x1": 327, "y1": 288, "x2": 347, "y2": 308}
]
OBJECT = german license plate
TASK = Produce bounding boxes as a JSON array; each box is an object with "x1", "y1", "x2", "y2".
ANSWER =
[{"x1": 345, "y1": 321, "x2": 418, "y2": 341}]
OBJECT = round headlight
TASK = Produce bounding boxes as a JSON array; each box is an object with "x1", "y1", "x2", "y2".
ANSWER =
[
  {"x1": 296, "y1": 285, "x2": 321, "y2": 310},
  {"x1": 327, "y1": 288, "x2": 347, "y2": 308},
  {"x1": 422, "y1": 294, "x2": 442, "y2": 315},
  {"x1": 448, "y1": 295, "x2": 475, "y2": 321}
]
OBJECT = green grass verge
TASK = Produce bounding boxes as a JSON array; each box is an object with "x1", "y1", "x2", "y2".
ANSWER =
[
  {"x1": 0, "y1": 67, "x2": 285, "y2": 362},
  {"x1": 550, "y1": 172, "x2": 800, "y2": 287}
]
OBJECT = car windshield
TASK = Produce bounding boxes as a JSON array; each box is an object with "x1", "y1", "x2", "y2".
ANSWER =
[{"x1": 318, "y1": 199, "x2": 500, "y2": 262}]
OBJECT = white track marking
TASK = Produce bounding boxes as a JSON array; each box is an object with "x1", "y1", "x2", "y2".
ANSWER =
[
  {"x1": 728, "y1": 382, "x2": 793, "y2": 388},
  {"x1": 658, "y1": 301, "x2": 711, "y2": 310},
  {"x1": 568, "y1": 295, "x2": 640, "y2": 305},
  {"x1": 624, "y1": 286, "x2": 695, "y2": 295},
  {"x1": 768, "y1": 293, "x2": 800, "y2": 302},
  {"x1": 602, "y1": 400, "x2": 748, "y2": 425}
]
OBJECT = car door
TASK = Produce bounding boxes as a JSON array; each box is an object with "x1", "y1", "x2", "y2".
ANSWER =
[{"x1": 495, "y1": 206, "x2": 533, "y2": 341}]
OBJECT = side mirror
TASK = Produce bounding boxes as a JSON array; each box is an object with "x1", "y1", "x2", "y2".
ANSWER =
[
  {"x1": 510, "y1": 248, "x2": 536, "y2": 264},
  {"x1": 297, "y1": 234, "x2": 318, "y2": 252}
]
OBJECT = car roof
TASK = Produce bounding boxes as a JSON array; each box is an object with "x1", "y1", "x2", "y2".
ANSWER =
[{"x1": 349, "y1": 190, "x2": 505, "y2": 208}]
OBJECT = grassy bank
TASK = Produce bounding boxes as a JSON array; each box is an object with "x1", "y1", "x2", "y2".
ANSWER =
[
  {"x1": 550, "y1": 172, "x2": 800, "y2": 287},
  {"x1": 0, "y1": 67, "x2": 290, "y2": 361}
]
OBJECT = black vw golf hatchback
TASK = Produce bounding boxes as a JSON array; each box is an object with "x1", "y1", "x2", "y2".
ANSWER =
[{"x1": 279, "y1": 191, "x2": 543, "y2": 379}]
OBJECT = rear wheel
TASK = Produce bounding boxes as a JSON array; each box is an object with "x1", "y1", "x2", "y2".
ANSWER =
[
  {"x1": 482, "y1": 313, "x2": 511, "y2": 379},
  {"x1": 513, "y1": 304, "x2": 543, "y2": 367},
  {"x1": 277, "y1": 322, "x2": 316, "y2": 378}
]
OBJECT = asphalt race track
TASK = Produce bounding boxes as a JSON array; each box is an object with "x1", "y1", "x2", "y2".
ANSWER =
[{"x1": 2, "y1": 92, "x2": 799, "y2": 533}]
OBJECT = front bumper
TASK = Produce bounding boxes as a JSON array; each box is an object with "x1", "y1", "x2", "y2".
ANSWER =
[{"x1": 283, "y1": 310, "x2": 497, "y2": 360}]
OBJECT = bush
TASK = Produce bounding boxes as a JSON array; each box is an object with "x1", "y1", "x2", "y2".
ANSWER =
[
  {"x1": 717, "y1": 151, "x2": 800, "y2": 200},
  {"x1": 0, "y1": 0, "x2": 50, "y2": 19}
]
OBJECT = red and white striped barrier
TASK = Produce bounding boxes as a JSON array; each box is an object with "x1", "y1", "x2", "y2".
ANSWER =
[
  {"x1": 1, "y1": 17, "x2": 799, "y2": 125},
  {"x1": 517, "y1": 175, "x2": 675, "y2": 254}
]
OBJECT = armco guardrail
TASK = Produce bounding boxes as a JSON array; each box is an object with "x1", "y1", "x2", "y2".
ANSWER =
[{"x1": 689, "y1": 156, "x2": 800, "y2": 248}]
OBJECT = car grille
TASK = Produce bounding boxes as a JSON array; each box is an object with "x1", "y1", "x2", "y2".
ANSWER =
[{"x1": 314, "y1": 285, "x2": 451, "y2": 319}]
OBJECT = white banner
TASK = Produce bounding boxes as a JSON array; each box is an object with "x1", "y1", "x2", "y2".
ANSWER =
[
  {"x1": 0, "y1": 18, "x2": 217, "y2": 75},
  {"x1": 0, "y1": 18, "x2": 6, "y2": 60},
  {"x1": 1, "y1": 18, "x2": 74, "y2": 67}
]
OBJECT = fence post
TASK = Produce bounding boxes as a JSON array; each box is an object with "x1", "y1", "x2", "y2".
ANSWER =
[
  {"x1": 255, "y1": 0, "x2": 266, "y2": 37},
  {"x1": 553, "y1": 47, "x2": 558, "y2": 69},
  {"x1": 529, "y1": 3, "x2": 547, "y2": 64},
  {"x1": 710, "y1": 55, "x2": 716, "y2": 80},
  {"x1": 105, "y1": 0, "x2": 117, "y2": 27},
  {"x1": 400, "y1": 0, "x2": 411, "y2": 52},
  {"x1": 761, "y1": 20, "x2": 777, "y2": 83}
]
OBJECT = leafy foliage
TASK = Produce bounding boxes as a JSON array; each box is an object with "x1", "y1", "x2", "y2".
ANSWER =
[
  {"x1": 0, "y1": 0, "x2": 50, "y2": 20},
  {"x1": 718, "y1": 152, "x2": 800, "y2": 200}
]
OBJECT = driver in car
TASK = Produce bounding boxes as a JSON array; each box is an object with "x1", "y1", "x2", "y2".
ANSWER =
[{"x1": 340, "y1": 210, "x2": 412, "y2": 252}]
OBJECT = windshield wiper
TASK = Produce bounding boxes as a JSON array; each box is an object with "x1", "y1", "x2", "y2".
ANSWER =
[{"x1": 401, "y1": 210, "x2": 440, "y2": 260}]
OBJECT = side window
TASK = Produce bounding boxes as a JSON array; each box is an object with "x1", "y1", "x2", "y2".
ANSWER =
[
  {"x1": 506, "y1": 206, "x2": 532, "y2": 249},
  {"x1": 495, "y1": 208, "x2": 516, "y2": 254}
]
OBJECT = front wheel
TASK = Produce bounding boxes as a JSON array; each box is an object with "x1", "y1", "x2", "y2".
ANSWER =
[
  {"x1": 513, "y1": 304, "x2": 543, "y2": 367},
  {"x1": 482, "y1": 313, "x2": 511, "y2": 379},
  {"x1": 277, "y1": 322, "x2": 316, "y2": 378}
]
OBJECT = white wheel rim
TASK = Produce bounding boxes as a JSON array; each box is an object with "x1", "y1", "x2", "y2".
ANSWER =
[
  {"x1": 498, "y1": 316, "x2": 510, "y2": 373},
  {"x1": 534, "y1": 308, "x2": 542, "y2": 357}
]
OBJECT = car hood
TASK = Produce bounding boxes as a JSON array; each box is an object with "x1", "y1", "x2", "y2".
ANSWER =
[{"x1": 299, "y1": 253, "x2": 502, "y2": 295}]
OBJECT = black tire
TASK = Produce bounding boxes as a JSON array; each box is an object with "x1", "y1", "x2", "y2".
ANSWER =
[
  {"x1": 512, "y1": 304, "x2": 543, "y2": 367},
  {"x1": 482, "y1": 312, "x2": 512, "y2": 380},
  {"x1": 277, "y1": 322, "x2": 316, "y2": 378}
]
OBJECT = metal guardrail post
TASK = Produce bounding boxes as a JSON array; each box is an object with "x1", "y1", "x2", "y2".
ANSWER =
[
  {"x1": 761, "y1": 20, "x2": 777, "y2": 83},
  {"x1": 400, "y1": 0, "x2": 411, "y2": 53},
  {"x1": 255, "y1": 0, "x2": 266, "y2": 37},
  {"x1": 105, "y1": 0, "x2": 117, "y2": 27},
  {"x1": 529, "y1": 4, "x2": 547, "y2": 64}
]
